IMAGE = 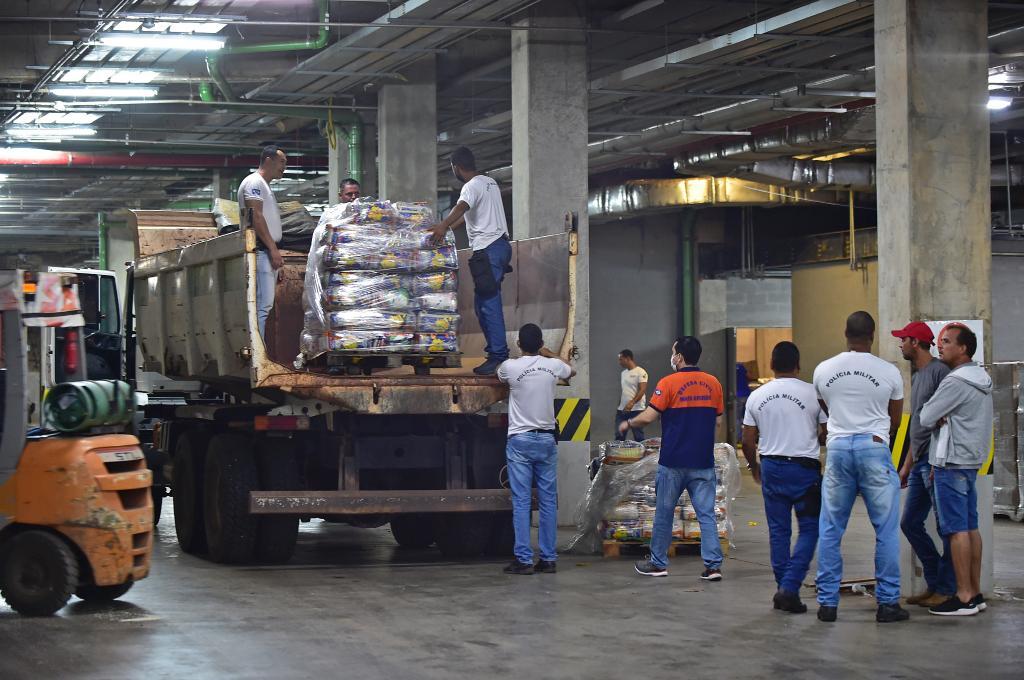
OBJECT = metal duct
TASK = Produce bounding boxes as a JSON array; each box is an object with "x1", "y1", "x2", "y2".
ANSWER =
[{"x1": 731, "y1": 159, "x2": 876, "y2": 192}]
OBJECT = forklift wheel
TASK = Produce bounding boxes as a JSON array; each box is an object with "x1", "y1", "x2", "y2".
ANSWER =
[
  {"x1": 0, "y1": 530, "x2": 79, "y2": 616},
  {"x1": 76, "y1": 581, "x2": 133, "y2": 603}
]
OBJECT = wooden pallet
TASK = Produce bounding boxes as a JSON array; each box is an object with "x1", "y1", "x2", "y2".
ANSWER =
[
  {"x1": 602, "y1": 537, "x2": 730, "y2": 559},
  {"x1": 324, "y1": 352, "x2": 461, "y2": 375}
]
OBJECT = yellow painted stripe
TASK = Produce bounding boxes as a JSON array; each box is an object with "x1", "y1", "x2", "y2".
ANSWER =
[
  {"x1": 980, "y1": 433, "x2": 995, "y2": 475},
  {"x1": 556, "y1": 398, "x2": 578, "y2": 433},
  {"x1": 891, "y1": 414, "x2": 910, "y2": 468},
  {"x1": 571, "y1": 408, "x2": 591, "y2": 442}
]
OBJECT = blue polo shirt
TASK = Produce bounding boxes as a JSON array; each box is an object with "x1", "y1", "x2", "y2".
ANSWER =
[{"x1": 649, "y1": 366, "x2": 724, "y2": 469}]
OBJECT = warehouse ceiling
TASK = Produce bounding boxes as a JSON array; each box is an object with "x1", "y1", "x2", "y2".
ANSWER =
[{"x1": 1, "y1": 0, "x2": 1024, "y2": 264}]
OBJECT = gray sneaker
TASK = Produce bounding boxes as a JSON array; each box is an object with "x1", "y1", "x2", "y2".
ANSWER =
[{"x1": 634, "y1": 559, "x2": 668, "y2": 577}]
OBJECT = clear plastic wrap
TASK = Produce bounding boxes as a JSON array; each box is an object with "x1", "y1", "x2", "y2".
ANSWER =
[
  {"x1": 299, "y1": 199, "x2": 461, "y2": 361},
  {"x1": 564, "y1": 442, "x2": 741, "y2": 555}
]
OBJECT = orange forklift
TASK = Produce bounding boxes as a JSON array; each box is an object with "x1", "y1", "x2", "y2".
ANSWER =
[{"x1": 0, "y1": 270, "x2": 152, "y2": 616}]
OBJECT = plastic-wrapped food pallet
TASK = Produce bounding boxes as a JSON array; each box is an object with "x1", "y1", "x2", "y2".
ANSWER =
[
  {"x1": 564, "y1": 441, "x2": 741, "y2": 555},
  {"x1": 298, "y1": 199, "x2": 461, "y2": 362}
]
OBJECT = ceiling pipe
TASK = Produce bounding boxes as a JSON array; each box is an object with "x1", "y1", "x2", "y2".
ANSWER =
[{"x1": 0, "y1": 149, "x2": 327, "y2": 169}]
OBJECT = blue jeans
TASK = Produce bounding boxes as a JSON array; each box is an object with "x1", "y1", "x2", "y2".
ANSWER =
[
  {"x1": 473, "y1": 237, "x2": 510, "y2": 361},
  {"x1": 650, "y1": 465, "x2": 722, "y2": 570},
  {"x1": 506, "y1": 432, "x2": 558, "y2": 564},
  {"x1": 900, "y1": 458, "x2": 956, "y2": 595},
  {"x1": 615, "y1": 410, "x2": 645, "y2": 442},
  {"x1": 933, "y1": 467, "x2": 980, "y2": 535},
  {"x1": 256, "y1": 250, "x2": 276, "y2": 338},
  {"x1": 816, "y1": 435, "x2": 901, "y2": 606},
  {"x1": 761, "y1": 457, "x2": 821, "y2": 595}
]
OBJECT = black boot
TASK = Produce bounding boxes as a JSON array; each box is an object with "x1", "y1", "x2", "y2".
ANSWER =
[
  {"x1": 773, "y1": 590, "x2": 808, "y2": 614},
  {"x1": 474, "y1": 357, "x2": 503, "y2": 375},
  {"x1": 817, "y1": 605, "x2": 837, "y2": 622}
]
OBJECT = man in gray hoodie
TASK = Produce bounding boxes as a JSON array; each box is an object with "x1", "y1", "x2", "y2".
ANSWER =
[{"x1": 919, "y1": 323, "x2": 992, "y2": 617}]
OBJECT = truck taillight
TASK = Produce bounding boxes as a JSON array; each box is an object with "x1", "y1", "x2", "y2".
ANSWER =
[
  {"x1": 64, "y1": 328, "x2": 80, "y2": 375},
  {"x1": 254, "y1": 416, "x2": 310, "y2": 431}
]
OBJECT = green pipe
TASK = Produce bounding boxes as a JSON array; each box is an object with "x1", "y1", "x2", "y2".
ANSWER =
[
  {"x1": 346, "y1": 120, "x2": 363, "y2": 184},
  {"x1": 98, "y1": 211, "x2": 108, "y2": 269},
  {"x1": 198, "y1": 81, "x2": 214, "y2": 103},
  {"x1": 680, "y1": 210, "x2": 697, "y2": 336}
]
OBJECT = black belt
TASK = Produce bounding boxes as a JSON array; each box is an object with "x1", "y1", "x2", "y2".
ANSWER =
[
  {"x1": 762, "y1": 455, "x2": 821, "y2": 470},
  {"x1": 527, "y1": 428, "x2": 557, "y2": 436},
  {"x1": 256, "y1": 240, "x2": 281, "y2": 252}
]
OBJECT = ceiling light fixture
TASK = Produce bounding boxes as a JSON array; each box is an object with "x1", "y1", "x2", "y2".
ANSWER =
[
  {"x1": 5, "y1": 126, "x2": 97, "y2": 138},
  {"x1": 50, "y1": 85, "x2": 158, "y2": 98},
  {"x1": 95, "y1": 32, "x2": 226, "y2": 51},
  {"x1": 988, "y1": 97, "x2": 1013, "y2": 110}
]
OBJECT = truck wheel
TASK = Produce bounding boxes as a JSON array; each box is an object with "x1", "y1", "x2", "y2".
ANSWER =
[
  {"x1": 204, "y1": 433, "x2": 259, "y2": 564},
  {"x1": 76, "y1": 581, "x2": 133, "y2": 602},
  {"x1": 0, "y1": 530, "x2": 79, "y2": 616},
  {"x1": 433, "y1": 513, "x2": 490, "y2": 559},
  {"x1": 389, "y1": 514, "x2": 435, "y2": 549},
  {"x1": 151, "y1": 486, "x2": 164, "y2": 527},
  {"x1": 172, "y1": 430, "x2": 209, "y2": 554},
  {"x1": 485, "y1": 511, "x2": 515, "y2": 557},
  {"x1": 254, "y1": 440, "x2": 301, "y2": 564}
]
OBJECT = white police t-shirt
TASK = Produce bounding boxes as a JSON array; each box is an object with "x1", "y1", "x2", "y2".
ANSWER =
[
  {"x1": 743, "y1": 378, "x2": 826, "y2": 458},
  {"x1": 497, "y1": 356, "x2": 572, "y2": 436},
  {"x1": 813, "y1": 351, "x2": 904, "y2": 445},
  {"x1": 237, "y1": 172, "x2": 282, "y2": 242}
]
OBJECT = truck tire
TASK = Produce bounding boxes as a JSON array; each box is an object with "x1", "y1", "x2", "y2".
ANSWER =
[
  {"x1": 76, "y1": 581, "x2": 133, "y2": 602},
  {"x1": 0, "y1": 530, "x2": 79, "y2": 616},
  {"x1": 172, "y1": 430, "x2": 209, "y2": 554},
  {"x1": 254, "y1": 439, "x2": 301, "y2": 564},
  {"x1": 203, "y1": 433, "x2": 259, "y2": 564},
  {"x1": 433, "y1": 513, "x2": 490, "y2": 559},
  {"x1": 151, "y1": 486, "x2": 164, "y2": 527},
  {"x1": 389, "y1": 514, "x2": 435, "y2": 549},
  {"x1": 485, "y1": 511, "x2": 515, "y2": 557}
]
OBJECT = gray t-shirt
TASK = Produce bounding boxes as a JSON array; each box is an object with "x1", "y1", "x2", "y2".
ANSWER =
[
  {"x1": 497, "y1": 356, "x2": 572, "y2": 436},
  {"x1": 910, "y1": 358, "x2": 951, "y2": 461}
]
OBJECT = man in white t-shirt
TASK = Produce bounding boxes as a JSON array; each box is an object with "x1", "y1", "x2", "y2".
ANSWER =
[
  {"x1": 496, "y1": 323, "x2": 575, "y2": 575},
  {"x1": 615, "y1": 349, "x2": 648, "y2": 442},
  {"x1": 741, "y1": 341, "x2": 827, "y2": 614},
  {"x1": 237, "y1": 145, "x2": 287, "y2": 338},
  {"x1": 811, "y1": 311, "x2": 909, "y2": 624},
  {"x1": 427, "y1": 146, "x2": 511, "y2": 376}
]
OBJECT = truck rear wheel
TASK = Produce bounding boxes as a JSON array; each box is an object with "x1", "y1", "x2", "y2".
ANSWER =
[
  {"x1": 0, "y1": 530, "x2": 79, "y2": 616},
  {"x1": 485, "y1": 511, "x2": 515, "y2": 557},
  {"x1": 433, "y1": 513, "x2": 490, "y2": 558},
  {"x1": 204, "y1": 433, "x2": 259, "y2": 564},
  {"x1": 76, "y1": 581, "x2": 133, "y2": 602},
  {"x1": 172, "y1": 430, "x2": 209, "y2": 554},
  {"x1": 254, "y1": 439, "x2": 301, "y2": 564},
  {"x1": 389, "y1": 514, "x2": 435, "y2": 549}
]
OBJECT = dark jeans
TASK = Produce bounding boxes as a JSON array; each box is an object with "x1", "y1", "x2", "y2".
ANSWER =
[
  {"x1": 615, "y1": 410, "x2": 645, "y2": 442},
  {"x1": 761, "y1": 456, "x2": 821, "y2": 595},
  {"x1": 900, "y1": 458, "x2": 956, "y2": 595},
  {"x1": 471, "y1": 237, "x2": 511, "y2": 361}
]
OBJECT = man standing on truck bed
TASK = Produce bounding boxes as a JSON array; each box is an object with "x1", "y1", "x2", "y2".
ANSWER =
[
  {"x1": 427, "y1": 146, "x2": 511, "y2": 376},
  {"x1": 239, "y1": 145, "x2": 287, "y2": 338}
]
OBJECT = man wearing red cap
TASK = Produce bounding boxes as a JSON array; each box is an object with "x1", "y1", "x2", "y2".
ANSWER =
[{"x1": 893, "y1": 321, "x2": 954, "y2": 608}]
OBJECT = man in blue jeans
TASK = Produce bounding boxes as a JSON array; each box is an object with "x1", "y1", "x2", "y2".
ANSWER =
[
  {"x1": 893, "y1": 321, "x2": 953, "y2": 608},
  {"x1": 812, "y1": 311, "x2": 911, "y2": 623},
  {"x1": 741, "y1": 341, "x2": 827, "y2": 614},
  {"x1": 620, "y1": 336, "x2": 725, "y2": 581},
  {"x1": 497, "y1": 324, "x2": 575, "y2": 574},
  {"x1": 428, "y1": 146, "x2": 511, "y2": 375}
]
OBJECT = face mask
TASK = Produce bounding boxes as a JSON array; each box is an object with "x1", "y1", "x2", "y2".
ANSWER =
[{"x1": 669, "y1": 356, "x2": 677, "y2": 371}]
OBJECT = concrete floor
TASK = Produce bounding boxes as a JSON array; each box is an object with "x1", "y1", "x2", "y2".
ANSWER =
[{"x1": 3, "y1": 471, "x2": 1024, "y2": 679}]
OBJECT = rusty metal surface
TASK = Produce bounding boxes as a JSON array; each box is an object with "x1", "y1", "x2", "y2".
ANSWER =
[
  {"x1": 272, "y1": 382, "x2": 508, "y2": 415},
  {"x1": 249, "y1": 489, "x2": 513, "y2": 514}
]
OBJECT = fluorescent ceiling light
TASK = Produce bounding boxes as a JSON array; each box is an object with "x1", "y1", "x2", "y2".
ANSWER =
[
  {"x1": 6, "y1": 126, "x2": 97, "y2": 138},
  {"x1": 96, "y1": 32, "x2": 225, "y2": 51},
  {"x1": 988, "y1": 97, "x2": 1013, "y2": 110},
  {"x1": 50, "y1": 85, "x2": 158, "y2": 98}
]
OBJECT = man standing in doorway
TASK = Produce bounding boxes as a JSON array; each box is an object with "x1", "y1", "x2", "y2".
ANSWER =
[
  {"x1": 813, "y1": 311, "x2": 910, "y2": 623},
  {"x1": 238, "y1": 145, "x2": 287, "y2": 338},
  {"x1": 920, "y1": 324, "x2": 992, "y2": 617},
  {"x1": 622, "y1": 337, "x2": 725, "y2": 581},
  {"x1": 339, "y1": 178, "x2": 361, "y2": 204},
  {"x1": 741, "y1": 341, "x2": 827, "y2": 614},
  {"x1": 427, "y1": 146, "x2": 511, "y2": 375},
  {"x1": 497, "y1": 324, "x2": 576, "y2": 575},
  {"x1": 893, "y1": 321, "x2": 954, "y2": 608},
  {"x1": 616, "y1": 349, "x2": 648, "y2": 442}
]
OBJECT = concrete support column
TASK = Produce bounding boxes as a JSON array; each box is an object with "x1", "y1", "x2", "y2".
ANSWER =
[
  {"x1": 377, "y1": 58, "x2": 437, "y2": 205},
  {"x1": 327, "y1": 134, "x2": 346, "y2": 206},
  {"x1": 875, "y1": 0, "x2": 993, "y2": 593},
  {"x1": 511, "y1": 1, "x2": 590, "y2": 524}
]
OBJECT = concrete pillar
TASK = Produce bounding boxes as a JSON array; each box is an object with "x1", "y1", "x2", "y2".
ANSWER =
[
  {"x1": 377, "y1": 58, "x2": 437, "y2": 206},
  {"x1": 875, "y1": 0, "x2": 993, "y2": 593},
  {"x1": 211, "y1": 169, "x2": 230, "y2": 202},
  {"x1": 327, "y1": 133, "x2": 345, "y2": 206},
  {"x1": 511, "y1": 1, "x2": 590, "y2": 525}
]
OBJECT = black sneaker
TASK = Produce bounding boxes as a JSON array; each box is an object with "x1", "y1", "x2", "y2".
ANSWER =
[
  {"x1": 773, "y1": 590, "x2": 808, "y2": 614},
  {"x1": 503, "y1": 560, "x2": 534, "y2": 575},
  {"x1": 877, "y1": 603, "x2": 911, "y2": 622},
  {"x1": 817, "y1": 605, "x2": 837, "y2": 622},
  {"x1": 473, "y1": 358, "x2": 503, "y2": 376},
  {"x1": 972, "y1": 594, "x2": 988, "y2": 611},
  {"x1": 535, "y1": 560, "x2": 557, "y2": 574},
  {"x1": 634, "y1": 559, "x2": 668, "y2": 577},
  {"x1": 929, "y1": 597, "x2": 979, "y2": 617},
  {"x1": 700, "y1": 568, "x2": 722, "y2": 582}
]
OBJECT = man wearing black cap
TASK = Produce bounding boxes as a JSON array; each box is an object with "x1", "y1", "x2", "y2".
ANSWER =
[{"x1": 893, "y1": 321, "x2": 954, "y2": 608}]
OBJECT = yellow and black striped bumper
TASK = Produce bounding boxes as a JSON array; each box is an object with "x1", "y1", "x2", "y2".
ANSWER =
[
  {"x1": 891, "y1": 414, "x2": 993, "y2": 474},
  {"x1": 555, "y1": 398, "x2": 591, "y2": 442}
]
